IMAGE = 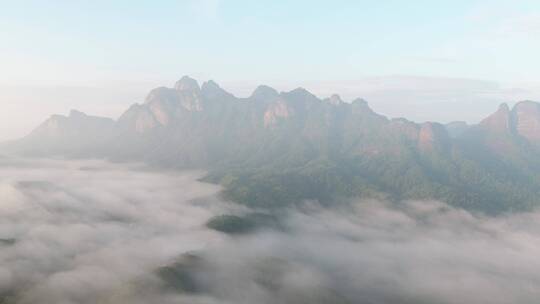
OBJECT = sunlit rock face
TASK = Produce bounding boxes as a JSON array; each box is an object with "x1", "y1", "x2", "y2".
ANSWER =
[
  {"x1": 390, "y1": 118, "x2": 420, "y2": 141},
  {"x1": 479, "y1": 101, "x2": 540, "y2": 143},
  {"x1": 512, "y1": 101, "x2": 540, "y2": 143},
  {"x1": 480, "y1": 103, "x2": 512, "y2": 134},
  {"x1": 263, "y1": 99, "x2": 293, "y2": 128},
  {"x1": 472, "y1": 101, "x2": 540, "y2": 153},
  {"x1": 145, "y1": 87, "x2": 179, "y2": 126},
  {"x1": 175, "y1": 76, "x2": 203, "y2": 112},
  {"x1": 125, "y1": 76, "x2": 205, "y2": 132},
  {"x1": 418, "y1": 122, "x2": 450, "y2": 151},
  {"x1": 117, "y1": 104, "x2": 159, "y2": 133},
  {"x1": 133, "y1": 106, "x2": 160, "y2": 133},
  {"x1": 116, "y1": 76, "x2": 204, "y2": 133}
]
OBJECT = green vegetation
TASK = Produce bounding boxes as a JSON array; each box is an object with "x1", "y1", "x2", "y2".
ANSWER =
[
  {"x1": 206, "y1": 215, "x2": 255, "y2": 234},
  {"x1": 208, "y1": 144, "x2": 540, "y2": 215},
  {"x1": 0, "y1": 239, "x2": 16, "y2": 246},
  {"x1": 156, "y1": 253, "x2": 202, "y2": 293},
  {"x1": 206, "y1": 213, "x2": 280, "y2": 234}
]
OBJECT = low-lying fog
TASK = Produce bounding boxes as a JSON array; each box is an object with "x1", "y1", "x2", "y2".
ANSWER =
[{"x1": 1, "y1": 158, "x2": 540, "y2": 304}]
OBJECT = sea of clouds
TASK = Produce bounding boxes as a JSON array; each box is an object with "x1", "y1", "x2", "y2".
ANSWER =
[{"x1": 1, "y1": 157, "x2": 540, "y2": 303}]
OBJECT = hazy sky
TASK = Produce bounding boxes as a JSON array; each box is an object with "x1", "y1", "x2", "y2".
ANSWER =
[{"x1": 2, "y1": 0, "x2": 540, "y2": 140}]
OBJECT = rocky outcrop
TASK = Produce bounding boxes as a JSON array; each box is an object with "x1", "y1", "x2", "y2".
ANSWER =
[
  {"x1": 418, "y1": 122, "x2": 450, "y2": 151},
  {"x1": 480, "y1": 103, "x2": 512, "y2": 134},
  {"x1": 327, "y1": 94, "x2": 343, "y2": 106},
  {"x1": 512, "y1": 101, "x2": 540, "y2": 143},
  {"x1": 175, "y1": 76, "x2": 203, "y2": 112},
  {"x1": 250, "y1": 85, "x2": 279, "y2": 102},
  {"x1": 263, "y1": 99, "x2": 293, "y2": 127}
]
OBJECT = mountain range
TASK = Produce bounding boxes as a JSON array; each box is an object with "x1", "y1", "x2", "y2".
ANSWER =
[{"x1": 5, "y1": 76, "x2": 540, "y2": 214}]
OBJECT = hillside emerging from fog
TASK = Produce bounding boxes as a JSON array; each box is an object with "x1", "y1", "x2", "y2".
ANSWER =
[{"x1": 5, "y1": 76, "x2": 540, "y2": 214}]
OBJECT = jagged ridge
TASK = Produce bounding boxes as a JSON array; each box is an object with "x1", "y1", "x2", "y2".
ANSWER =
[{"x1": 6, "y1": 76, "x2": 540, "y2": 213}]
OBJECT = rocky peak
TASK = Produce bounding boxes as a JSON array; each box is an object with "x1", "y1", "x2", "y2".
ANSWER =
[
  {"x1": 328, "y1": 94, "x2": 343, "y2": 106},
  {"x1": 351, "y1": 98, "x2": 375, "y2": 114},
  {"x1": 174, "y1": 76, "x2": 203, "y2": 112},
  {"x1": 351, "y1": 98, "x2": 369, "y2": 107},
  {"x1": 480, "y1": 103, "x2": 512, "y2": 134},
  {"x1": 174, "y1": 76, "x2": 201, "y2": 93},
  {"x1": 513, "y1": 100, "x2": 539, "y2": 107},
  {"x1": 145, "y1": 87, "x2": 178, "y2": 104},
  {"x1": 280, "y1": 87, "x2": 320, "y2": 115},
  {"x1": 287, "y1": 87, "x2": 313, "y2": 96},
  {"x1": 512, "y1": 100, "x2": 540, "y2": 142},
  {"x1": 251, "y1": 85, "x2": 279, "y2": 101},
  {"x1": 263, "y1": 99, "x2": 293, "y2": 128},
  {"x1": 37, "y1": 114, "x2": 68, "y2": 136},
  {"x1": 201, "y1": 80, "x2": 220, "y2": 92},
  {"x1": 499, "y1": 103, "x2": 510, "y2": 112},
  {"x1": 68, "y1": 109, "x2": 88, "y2": 120},
  {"x1": 201, "y1": 80, "x2": 232, "y2": 100},
  {"x1": 283, "y1": 87, "x2": 318, "y2": 104}
]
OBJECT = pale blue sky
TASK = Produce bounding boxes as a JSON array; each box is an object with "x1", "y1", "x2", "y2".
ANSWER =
[
  {"x1": 1, "y1": 0, "x2": 540, "y2": 140},
  {"x1": 2, "y1": 0, "x2": 540, "y2": 84}
]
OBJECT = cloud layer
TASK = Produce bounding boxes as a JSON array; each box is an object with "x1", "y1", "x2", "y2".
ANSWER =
[
  {"x1": 172, "y1": 200, "x2": 540, "y2": 304},
  {"x1": 0, "y1": 158, "x2": 233, "y2": 303},
  {"x1": 2, "y1": 158, "x2": 540, "y2": 303}
]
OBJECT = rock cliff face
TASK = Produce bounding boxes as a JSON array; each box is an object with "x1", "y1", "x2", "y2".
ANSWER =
[
  {"x1": 512, "y1": 101, "x2": 540, "y2": 143},
  {"x1": 418, "y1": 122, "x2": 450, "y2": 152},
  {"x1": 480, "y1": 103, "x2": 512, "y2": 134},
  {"x1": 479, "y1": 101, "x2": 540, "y2": 142},
  {"x1": 467, "y1": 101, "x2": 540, "y2": 154},
  {"x1": 263, "y1": 99, "x2": 293, "y2": 128}
]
